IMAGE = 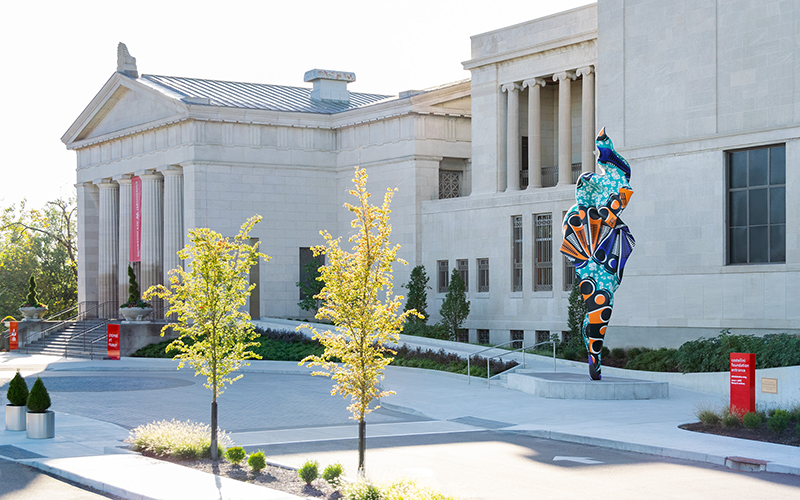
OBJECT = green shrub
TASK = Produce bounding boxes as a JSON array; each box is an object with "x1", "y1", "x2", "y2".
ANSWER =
[
  {"x1": 225, "y1": 446, "x2": 246, "y2": 465},
  {"x1": 322, "y1": 462, "x2": 344, "y2": 489},
  {"x1": 298, "y1": 459, "x2": 319, "y2": 485},
  {"x1": 346, "y1": 481, "x2": 383, "y2": 500},
  {"x1": 676, "y1": 330, "x2": 800, "y2": 373},
  {"x1": 26, "y1": 378, "x2": 51, "y2": 413},
  {"x1": 248, "y1": 451, "x2": 266, "y2": 472},
  {"x1": 7, "y1": 371, "x2": 28, "y2": 406},
  {"x1": 383, "y1": 480, "x2": 456, "y2": 500},
  {"x1": 402, "y1": 321, "x2": 449, "y2": 340},
  {"x1": 797, "y1": 423, "x2": 800, "y2": 438},
  {"x1": 624, "y1": 348, "x2": 680, "y2": 372},
  {"x1": 767, "y1": 409, "x2": 791, "y2": 434},
  {"x1": 722, "y1": 412, "x2": 740, "y2": 427},
  {"x1": 610, "y1": 348, "x2": 625, "y2": 359},
  {"x1": 698, "y1": 410, "x2": 721, "y2": 426},
  {"x1": 126, "y1": 419, "x2": 231, "y2": 459},
  {"x1": 742, "y1": 412, "x2": 762, "y2": 429}
]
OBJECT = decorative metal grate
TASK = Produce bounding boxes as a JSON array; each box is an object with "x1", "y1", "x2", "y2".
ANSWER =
[
  {"x1": 541, "y1": 166, "x2": 557, "y2": 187},
  {"x1": 563, "y1": 258, "x2": 576, "y2": 291},
  {"x1": 477, "y1": 259, "x2": 489, "y2": 292},
  {"x1": 439, "y1": 170, "x2": 461, "y2": 199},
  {"x1": 512, "y1": 216, "x2": 523, "y2": 292},
  {"x1": 571, "y1": 162, "x2": 583, "y2": 183},
  {"x1": 457, "y1": 259, "x2": 469, "y2": 292},
  {"x1": 478, "y1": 329, "x2": 490, "y2": 345},
  {"x1": 534, "y1": 214, "x2": 552, "y2": 291},
  {"x1": 437, "y1": 260, "x2": 449, "y2": 293},
  {"x1": 511, "y1": 330, "x2": 524, "y2": 350},
  {"x1": 535, "y1": 330, "x2": 550, "y2": 345}
]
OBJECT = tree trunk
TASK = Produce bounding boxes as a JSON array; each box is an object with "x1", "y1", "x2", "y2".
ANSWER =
[
  {"x1": 358, "y1": 418, "x2": 366, "y2": 475},
  {"x1": 211, "y1": 400, "x2": 218, "y2": 460}
]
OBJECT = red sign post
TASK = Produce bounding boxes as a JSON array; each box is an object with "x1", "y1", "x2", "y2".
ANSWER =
[
  {"x1": 107, "y1": 324, "x2": 121, "y2": 360},
  {"x1": 9, "y1": 321, "x2": 18, "y2": 350},
  {"x1": 730, "y1": 352, "x2": 755, "y2": 417}
]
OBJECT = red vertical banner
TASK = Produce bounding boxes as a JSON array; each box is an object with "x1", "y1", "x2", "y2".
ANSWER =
[
  {"x1": 730, "y1": 352, "x2": 755, "y2": 416},
  {"x1": 107, "y1": 323, "x2": 121, "y2": 360},
  {"x1": 9, "y1": 321, "x2": 18, "y2": 350},
  {"x1": 130, "y1": 176, "x2": 142, "y2": 262}
]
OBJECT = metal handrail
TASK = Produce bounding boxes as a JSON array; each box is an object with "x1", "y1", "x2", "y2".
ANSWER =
[
  {"x1": 64, "y1": 320, "x2": 109, "y2": 359},
  {"x1": 483, "y1": 339, "x2": 559, "y2": 389},
  {"x1": 466, "y1": 340, "x2": 520, "y2": 385}
]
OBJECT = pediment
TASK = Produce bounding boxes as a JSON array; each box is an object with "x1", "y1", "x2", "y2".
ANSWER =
[
  {"x1": 430, "y1": 95, "x2": 471, "y2": 111},
  {"x1": 63, "y1": 74, "x2": 186, "y2": 147}
]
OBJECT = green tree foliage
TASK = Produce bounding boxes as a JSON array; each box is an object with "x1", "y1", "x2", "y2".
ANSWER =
[
  {"x1": 567, "y1": 280, "x2": 586, "y2": 339},
  {"x1": 143, "y1": 215, "x2": 269, "y2": 460},
  {"x1": 121, "y1": 265, "x2": 150, "y2": 308},
  {"x1": 23, "y1": 275, "x2": 43, "y2": 307},
  {"x1": 0, "y1": 197, "x2": 77, "y2": 318},
  {"x1": 7, "y1": 371, "x2": 29, "y2": 406},
  {"x1": 403, "y1": 265, "x2": 429, "y2": 325},
  {"x1": 26, "y1": 377, "x2": 51, "y2": 413},
  {"x1": 439, "y1": 269, "x2": 469, "y2": 341},
  {"x1": 297, "y1": 257, "x2": 324, "y2": 312},
  {"x1": 300, "y1": 167, "x2": 420, "y2": 474}
]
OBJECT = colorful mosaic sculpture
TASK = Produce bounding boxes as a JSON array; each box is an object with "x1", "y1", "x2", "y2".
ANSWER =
[{"x1": 560, "y1": 128, "x2": 635, "y2": 380}]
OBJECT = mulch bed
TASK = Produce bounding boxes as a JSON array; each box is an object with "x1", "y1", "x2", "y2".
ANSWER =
[
  {"x1": 679, "y1": 421, "x2": 800, "y2": 447},
  {"x1": 146, "y1": 453, "x2": 342, "y2": 499}
]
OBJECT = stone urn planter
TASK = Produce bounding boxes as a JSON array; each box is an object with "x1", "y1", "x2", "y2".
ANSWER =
[
  {"x1": 5, "y1": 371, "x2": 28, "y2": 431},
  {"x1": 26, "y1": 377, "x2": 54, "y2": 439},
  {"x1": 119, "y1": 306, "x2": 153, "y2": 322},
  {"x1": 19, "y1": 306, "x2": 47, "y2": 320}
]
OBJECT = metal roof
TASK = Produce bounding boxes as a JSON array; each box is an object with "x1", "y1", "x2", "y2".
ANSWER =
[{"x1": 140, "y1": 74, "x2": 394, "y2": 114}]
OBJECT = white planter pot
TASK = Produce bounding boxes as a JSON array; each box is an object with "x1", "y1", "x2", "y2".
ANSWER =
[
  {"x1": 5, "y1": 404, "x2": 26, "y2": 431},
  {"x1": 26, "y1": 410, "x2": 55, "y2": 439},
  {"x1": 19, "y1": 306, "x2": 47, "y2": 320},
  {"x1": 119, "y1": 307, "x2": 153, "y2": 321}
]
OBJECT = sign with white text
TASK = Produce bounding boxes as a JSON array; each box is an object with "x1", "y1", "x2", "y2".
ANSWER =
[
  {"x1": 130, "y1": 176, "x2": 142, "y2": 262},
  {"x1": 730, "y1": 352, "x2": 755, "y2": 416},
  {"x1": 107, "y1": 323, "x2": 121, "y2": 360},
  {"x1": 9, "y1": 321, "x2": 18, "y2": 350}
]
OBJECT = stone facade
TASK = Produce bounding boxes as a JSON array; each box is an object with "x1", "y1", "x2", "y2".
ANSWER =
[{"x1": 65, "y1": 0, "x2": 799, "y2": 348}]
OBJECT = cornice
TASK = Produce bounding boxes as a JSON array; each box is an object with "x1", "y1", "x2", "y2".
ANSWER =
[{"x1": 462, "y1": 30, "x2": 597, "y2": 71}]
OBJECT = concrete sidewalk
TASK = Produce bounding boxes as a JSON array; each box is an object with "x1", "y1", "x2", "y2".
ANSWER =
[{"x1": 1, "y1": 321, "x2": 799, "y2": 499}]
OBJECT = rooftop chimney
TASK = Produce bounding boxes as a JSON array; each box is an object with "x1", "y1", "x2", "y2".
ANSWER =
[
  {"x1": 304, "y1": 69, "x2": 355, "y2": 104},
  {"x1": 117, "y1": 43, "x2": 138, "y2": 78}
]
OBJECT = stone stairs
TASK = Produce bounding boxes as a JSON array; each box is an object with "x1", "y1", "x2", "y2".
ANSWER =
[{"x1": 24, "y1": 319, "x2": 109, "y2": 359}]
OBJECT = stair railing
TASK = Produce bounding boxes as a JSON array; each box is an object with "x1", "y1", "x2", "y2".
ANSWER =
[
  {"x1": 482, "y1": 339, "x2": 559, "y2": 389},
  {"x1": 63, "y1": 318, "x2": 110, "y2": 359}
]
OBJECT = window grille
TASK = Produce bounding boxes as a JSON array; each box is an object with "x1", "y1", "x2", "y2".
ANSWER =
[
  {"x1": 561, "y1": 331, "x2": 572, "y2": 344},
  {"x1": 535, "y1": 330, "x2": 550, "y2": 345},
  {"x1": 534, "y1": 214, "x2": 552, "y2": 291},
  {"x1": 571, "y1": 163, "x2": 582, "y2": 183},
  {"x1": 478, "y1": 329, "x2": 490, "y2": 345},
  {"x1": 439, "y1": 171, "x2": 461, "y2": 199},
  {"x1": 521, "y1": 136, "x2": 529, "y2": 189},
  {"x1": 511, "y1": 330, "x2": 524, "y2": 350},
  {"x1": 541, "y1": 166, "x2": 557, "y2": 187},
  {"x1": 437, "y1": 260, "x2": 449, "y2": 293},
  {"x1": 563, "y1": 257, "x2": 575, "y2": 291},
  {"x1": 477, "y1": 259, "x2": 489, "y2": 292},
  {"x1": 512, "y1": 216, "x2": 523, "y2": 292},
  {"x1": 456, "y1": 329, "x2": 469, "y2": 343},
  {"x1": 456, "y1": 259, "x2": 469, "y2": 292},
  {"x1": 727, "y1": 145, "x2": 785, "y2": 264}
]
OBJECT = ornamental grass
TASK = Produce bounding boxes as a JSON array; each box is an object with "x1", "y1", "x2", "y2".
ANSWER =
[{"x1": 126, "y1": 419, "x2": 231, "y2": 460}]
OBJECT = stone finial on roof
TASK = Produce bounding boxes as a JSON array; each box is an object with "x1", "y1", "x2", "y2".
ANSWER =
[
  {"x1": 117, "y1": 43, "x2": 138, "y2": 78},
  {"x1": 304, "y1": 69, "x2": 355, "y2": 103}
]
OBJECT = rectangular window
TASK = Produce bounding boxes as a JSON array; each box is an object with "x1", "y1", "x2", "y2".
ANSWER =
[
  {"x1": 511, "y1": 330, "x2": 524, "y2": 350},
  {"x1": 563, "y1": 257, "x2": 575, "y2": 291},
  {"x1": 535, "y1": 330, "x2": 550, "y2": 345},
  {"x1": 534, "y1": 214, "x2": 553, "y2": 291},
  {"x1": 298, "y1": 248, "x2": 324, "y2": 300},
  {"x1": 727, "y1": 145, "x2": 785, "y2": 264},
  {"x1": 457, "y1": 259, "x2": 469, "y2": 293},
  {"x1": 478, "y1": 329, "x2": 490, "y2": 345},
  {"x1": 512, "y1": 216, "x2": 523, "y2": 292},
  {"x1": 437, "y1": 260, "x2": 449, "y2": 293},
  {"x1": 439, "y1": 171, "x2": 461, "y2": 199},
  {"x1": 477, "y1": 258, "x2": 489, "y2": 292},
  {"x1": 456, "y1": 329, "x2": 469, "y2": 343},
  {"x1": 521, "y1": 136, "x2": 529, "y2": 189},
  {"x1": 561, "y1": 331, "x2": 572, "y2": 344}
]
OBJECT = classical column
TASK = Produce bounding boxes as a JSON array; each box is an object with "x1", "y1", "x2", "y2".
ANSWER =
[
  {"x1": 522, "y1": 78, "x2": 546, "y2": 189},
  {"x1": 76, "y1": 183, "x2": 100, "y2": 315},
  {"x1": 577, "y1": 66, "x2": 595, "y2": 174},
  {"x1": 554, "y1": 71, "x2": 576, "y2": 186},
  {"x1": 140, "y1": 173, "x2": 164, "y2": 311},
  {"x1": 117, "y1": 177, "x2": 132, "y2": 305},
  {"x1": 162, "y1": 167, "x2": 184, "y2": 286},
  {"x1": 97, "y1": 182, "x2": 119, "y2": 317},
  {"x1": 502, "y1": 82, "x2": 522, "y2": 191}
]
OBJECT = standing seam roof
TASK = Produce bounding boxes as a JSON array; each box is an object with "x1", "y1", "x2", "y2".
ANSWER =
[{"x1": 141, "y1": 74, "x2": 393, "y2": 114}]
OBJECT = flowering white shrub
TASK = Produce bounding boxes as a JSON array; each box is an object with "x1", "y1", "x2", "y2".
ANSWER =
[{"x1": 126, "y1": 419, "x2": 232, "y2": 460}]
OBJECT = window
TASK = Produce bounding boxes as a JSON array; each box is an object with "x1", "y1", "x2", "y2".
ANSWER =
[
  {"x1": 511, "y1": 330, "x2": 524, "y2": 349},
  {"x1": 534, "y1": 214, "x2": 552, "y2": 291},
  {"x1": 437, "y1": 260, "x2": 449, "y2": 293},
  {"x1": 535, "y1": 330, "x2": 550, "y2": 345},
  {"x1": 439, "y1": 171, "x2": 461, "y2": 199},
  {"x1": 512, "y1": 216, "x2": 523, "y2": 292},
  {"x1": 477, "y1": 258, "x2": 489, "y2": 292},
  {"x1": 521, "y1": 136, "x2": 529, "y2": 189},
  {"x1": 561, "y1": 331, "x2": 572, "y2": 344},
  {"x1": 563, "y1": 257, "x2": 575, "y2": 291},
  {"x1": 457, "y1": 259, "x2": 469, "y2": 293},
  {"x1": 298, "y1": 247, "x2": 324, "y2": 300},
  {"x1": 456, "y1": 329, "x2": 469, "y2": 343},
  {"x1": 478, "y1": 329, "x2": 490, "y2": 345},
  {"x1": 728, "y1": 145, "x2": 785, "y2": 264}
]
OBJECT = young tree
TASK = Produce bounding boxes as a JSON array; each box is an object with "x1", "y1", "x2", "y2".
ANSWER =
[
  {"x1": 143, "y1": 215, "x2": 269, "y2": 460},
  {"x1": 567, "y1": 279, "x2": 586, "y2": 340},
  {"x1": 439, "y1": 268, "x2": 470, "y2": 341},
  {"x1": 402, "y1": 265, "x2": 429, "y2": 325},
  {"x1": 300, "y1": 167, "x2": 420, "y2": 475}
]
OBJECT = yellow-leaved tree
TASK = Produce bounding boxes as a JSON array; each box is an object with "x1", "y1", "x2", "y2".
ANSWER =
[
  {"x1": 143, "y1": 215, "x2": 269, "y2": 460},
  {"x1": 300, "y1": 167, "x2": 420, "y2": 475}
]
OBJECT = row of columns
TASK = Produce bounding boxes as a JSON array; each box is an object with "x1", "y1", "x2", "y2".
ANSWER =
[
  {"x1": 94, "y1": 168, "x2": 184, "y2": 317},
  {"x1": 501, "y1": 65, "x2": 595, "y2": 191}
]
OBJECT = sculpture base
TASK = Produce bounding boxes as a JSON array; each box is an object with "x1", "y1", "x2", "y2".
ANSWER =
[{"x1": 506, "y1": 371, "x2": 668, "y2": 400}]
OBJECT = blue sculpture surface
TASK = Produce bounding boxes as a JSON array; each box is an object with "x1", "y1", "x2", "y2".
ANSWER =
[{"x1": 560, "y1": 128, "x2": 635, "y2": 380}]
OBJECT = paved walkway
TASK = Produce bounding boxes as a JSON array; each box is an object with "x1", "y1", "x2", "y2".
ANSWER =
[{"x1": 1, "y1": 319, "x2": 799, "y2": 499}]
